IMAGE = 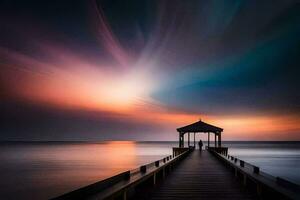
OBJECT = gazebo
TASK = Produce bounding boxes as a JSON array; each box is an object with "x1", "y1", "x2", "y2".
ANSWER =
[{"x1": 176, "y1": 120, "x2": 223, "y2": 148}]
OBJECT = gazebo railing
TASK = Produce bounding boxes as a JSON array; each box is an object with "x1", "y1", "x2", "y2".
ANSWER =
[{"x1": 206, "y1": 146, "x2": 228, "y2": 156}]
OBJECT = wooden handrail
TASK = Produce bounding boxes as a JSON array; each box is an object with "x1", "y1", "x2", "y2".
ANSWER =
[
  {"x1": 52, "y1": 148, "x2": 192, "y2": 200},
  {"x1": 209, "y1": 149, "x2": 300, "y2": 200}
]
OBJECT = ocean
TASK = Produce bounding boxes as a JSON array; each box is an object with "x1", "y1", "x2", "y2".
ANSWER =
[{"x1": 0, "y1": 141, "x2": 299, "y2": 199}]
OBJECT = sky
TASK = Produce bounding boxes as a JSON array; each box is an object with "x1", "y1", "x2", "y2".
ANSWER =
[{"x1": 0, "y1": 0, "x2": 300, "y2": 141}]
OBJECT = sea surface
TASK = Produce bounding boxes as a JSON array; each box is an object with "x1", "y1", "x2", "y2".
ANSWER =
[{"x1": 0, "y1": 141, "x2": 299, "y2": 200}]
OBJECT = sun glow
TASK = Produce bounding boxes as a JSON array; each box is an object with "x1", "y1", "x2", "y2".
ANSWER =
[
  {"x1": 19, "y1": 71, "x2": 152, "y2": 113},
  {"x1": 2, "y1": 43, "x2": 300, "y2": 141},
  {"x1": 2, "y1": 47, "x2": 154, "y2": 113}
]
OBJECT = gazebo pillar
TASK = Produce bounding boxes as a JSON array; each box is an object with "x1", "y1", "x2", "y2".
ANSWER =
[
  {"x1": 193, "y1": 132, "x2": 196, "y2": 147},
  {"x1": 188, "y1": 132, "x2": 190, "y2": 147},
  {"x1": 208, "y1": 132, "x2": 210, "y2": 147},
  {"x1": 214, "y1": 134, "x2": 217, "y2": 147},
  {"x1": 179, "y1": 133, "x2": 184, "y2": 148},
  {"x1": 218, "y1": 133, "x2": 222, "y2": 147}
]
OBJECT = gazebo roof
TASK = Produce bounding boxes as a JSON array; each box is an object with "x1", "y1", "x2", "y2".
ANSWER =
[{"x1": 177, "y1": 120, "x2": 223, "y2": 133}]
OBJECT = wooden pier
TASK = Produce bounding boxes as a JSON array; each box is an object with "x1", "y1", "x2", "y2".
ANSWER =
[
  {"x1": 53, "y1": 147, "x2": 300, "y2": 200},
  {"x1": 53, "y1": 120, "x2": 300, "y2": 200}
]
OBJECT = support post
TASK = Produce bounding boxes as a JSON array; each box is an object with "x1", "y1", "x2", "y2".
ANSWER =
[
  {"x1": 215, "y1": 134, "x2": 217, "y2": 147},
  {"x1": 123, "y1": 190, "x2": 127, "y2": 200},
  {"x1": 243, "y1": 174, "x2": 247, "y2": 186},
  {"x1": 193, "y1": 132, "x2": 195, "y2": 147},
  {"x1": 153, "y1": 173, "x2": 156, "y2": 185},
  {"x1": 188, "y1": 132, "x2": 190, "y2": 147},
  {"x1": 179, "y1": 133, "x2": 184, "y2": 148},
  {"x1": 257, "y1": 183, "x2": 262, "y2": 196},
  {"x1": 208, "y1": 132, "x2": 210, "y2": 148}
]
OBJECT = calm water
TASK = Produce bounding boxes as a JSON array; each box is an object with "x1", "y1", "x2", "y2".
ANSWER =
[{"x1": 0, "y1": 141, "x2": 299, "y2": 199}]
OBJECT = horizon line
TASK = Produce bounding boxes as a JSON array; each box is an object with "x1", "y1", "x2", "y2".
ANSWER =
[{"x1": 1, "y1": 140, "x2": 300, "y2": 143}]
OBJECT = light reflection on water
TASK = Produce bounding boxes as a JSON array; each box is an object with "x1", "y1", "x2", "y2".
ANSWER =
[
  {"x1": 0, "y1": 141, "x2": 172, "y2": 200},
  {"x1": 0, "y1": 141, "x2": 299, "y2": 200}
]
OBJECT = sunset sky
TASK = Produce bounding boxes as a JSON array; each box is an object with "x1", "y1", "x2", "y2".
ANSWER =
[{"x1": 1, "y1": 0, "x2": 300, "y2": 141}]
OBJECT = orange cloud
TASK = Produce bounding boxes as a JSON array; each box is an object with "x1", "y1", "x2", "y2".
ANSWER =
[{"x1": 1, "y1": 47, "x2": 300, "y2": 141}]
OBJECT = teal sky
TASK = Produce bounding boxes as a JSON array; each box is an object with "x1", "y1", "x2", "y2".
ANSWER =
[{"x1": 0, "y1": 0, "x2": 300, "y2": 140}]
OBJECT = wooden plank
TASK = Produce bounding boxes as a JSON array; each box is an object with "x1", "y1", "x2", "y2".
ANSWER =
[{"x1": 144, "y1": 150, "x2": 258, "y2": 200}]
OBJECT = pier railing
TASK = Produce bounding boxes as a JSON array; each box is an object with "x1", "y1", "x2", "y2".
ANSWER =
[
  {"x1": 209, "y1": 148, "x2": 300, "y2": 200},
  {"x1": 52, "y1": 147, "x2": 193, "y2": 200}
]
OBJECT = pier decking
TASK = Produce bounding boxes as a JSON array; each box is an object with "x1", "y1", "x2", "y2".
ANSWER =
[
  {"x1": 54, "y1": 148, "x2": 300, "y2": 200},
  {"x1": 54, "y1": 121, "x2": 300, "y2": 200},
  {"x1": 138, "y1": 150, "x2": 257, "y2": 200}
]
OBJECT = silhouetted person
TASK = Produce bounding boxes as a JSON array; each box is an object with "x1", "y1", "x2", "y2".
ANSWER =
[{"x1": 198, "y1": 140, "x2": 203, "y2": 151}]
